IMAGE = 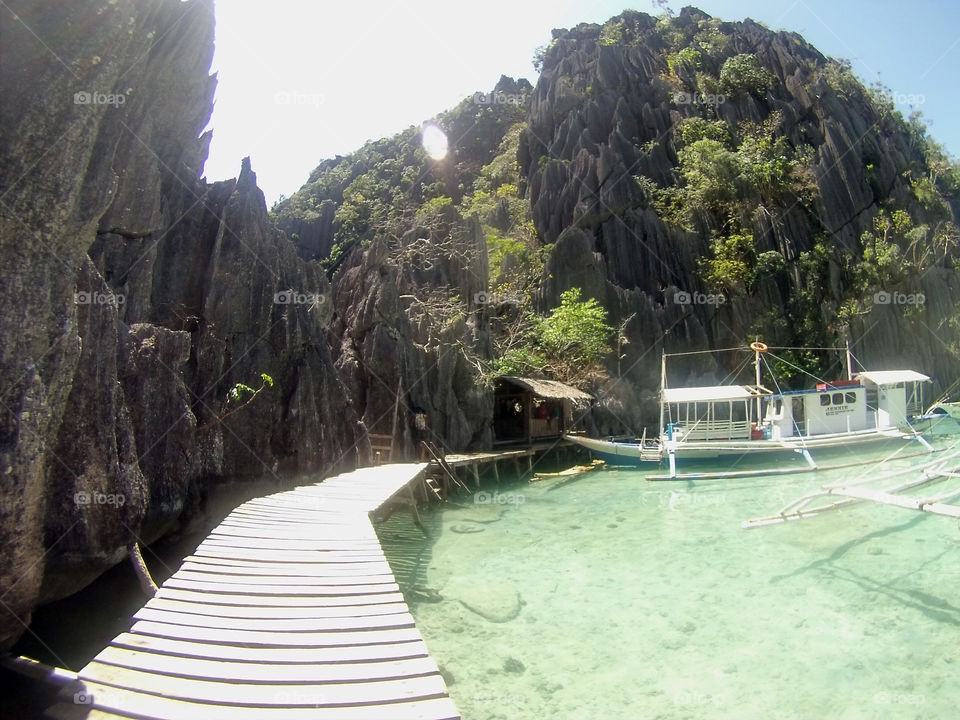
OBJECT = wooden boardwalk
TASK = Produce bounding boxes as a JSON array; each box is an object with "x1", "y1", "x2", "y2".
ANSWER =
[{"x1": 45, "y1": 464, "x2": 460, "y2": 720}]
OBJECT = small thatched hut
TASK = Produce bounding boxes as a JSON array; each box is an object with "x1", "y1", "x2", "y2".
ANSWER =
[{"x1": 493, "y1": 376, "x2": 594, "y2": 445}]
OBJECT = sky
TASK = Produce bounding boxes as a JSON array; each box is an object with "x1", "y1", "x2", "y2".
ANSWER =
[{"x1": 204, "y1": 1, "x2": 960, "y2": 205}]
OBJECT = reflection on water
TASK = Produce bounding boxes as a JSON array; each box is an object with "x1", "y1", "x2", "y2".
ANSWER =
[{"x1": 379, "y1": 440, "x2": 960, "y2": 720}]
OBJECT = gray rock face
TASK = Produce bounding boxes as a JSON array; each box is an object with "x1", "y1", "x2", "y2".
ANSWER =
[{"x1": 0, "y1": 0, "x2": 360, "y2": 648}]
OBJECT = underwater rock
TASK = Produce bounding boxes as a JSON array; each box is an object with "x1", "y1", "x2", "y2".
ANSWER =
[
  {"x1": 409, "y1": 587, "x2": 443, "y2": 603},
  {"x1": 450, "y1": 503, "x2": 508, "y2": 524},
  {"x1": 451, "y1": 581, "x2": 522, "y2": 622},
  {"x1": 503, "y1": 656, "x2": 526, "y2": 674},
  {"x1": 438, "y1": 665, "x2": 456, "y2": 685},
  {"x1": 450, "y1": 522, "x2": 485, "y2": 534}
]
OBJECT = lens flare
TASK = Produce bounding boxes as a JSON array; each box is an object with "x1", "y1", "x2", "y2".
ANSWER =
[{"x1": 421, "y1": 124, "x2": 448, "y2": 160}]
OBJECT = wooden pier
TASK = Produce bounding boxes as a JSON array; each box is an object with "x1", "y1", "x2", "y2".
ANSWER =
[
  {"x1": 44, "y1": 464, "x2": 459, "y2": 720},
  {"x1": 426, "y1": 439, "x2": 580, "y2": 493}
]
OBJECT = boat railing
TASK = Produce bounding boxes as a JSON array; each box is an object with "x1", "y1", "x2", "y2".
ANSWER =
[{"x1": 675, "y1": 419, "x2": 752, "y2": 441}]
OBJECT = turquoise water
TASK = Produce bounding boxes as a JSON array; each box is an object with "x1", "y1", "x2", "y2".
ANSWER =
[{"x1": 381, "y1": 440, "x2": 960, "y2": 720}]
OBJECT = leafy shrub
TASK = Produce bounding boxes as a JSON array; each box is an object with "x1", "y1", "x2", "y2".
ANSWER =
[
  {"x1": 719, "y1": 54, "x2": 774, "y2": 95},
  {"x1": 674, "y1": 117, "x2": 730, "y2": 148},
  {"x1": 599, "y1": 20, "x2": 626, "y2": 46}
]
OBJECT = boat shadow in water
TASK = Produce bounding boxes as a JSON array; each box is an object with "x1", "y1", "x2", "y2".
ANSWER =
[{"x1": 768, "y1": 514, "x2": 960, "y2": 626}]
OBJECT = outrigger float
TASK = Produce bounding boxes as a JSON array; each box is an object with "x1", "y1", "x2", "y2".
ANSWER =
[
  {"x1": 742, "y1": 445, "x2": 960, "y2": 527},
  {"x1": 565, "y1": 342, "x2": 941, "y2": 479}
]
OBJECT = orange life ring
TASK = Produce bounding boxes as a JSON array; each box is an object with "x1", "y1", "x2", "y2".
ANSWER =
[{"x1": 750, "y1": 341, "x2": 768, "y2": 352}]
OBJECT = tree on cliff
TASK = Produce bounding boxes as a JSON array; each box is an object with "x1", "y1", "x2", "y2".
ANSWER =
[{"x1": 493, "y1": 287, "x2": 613, "y2": 385}]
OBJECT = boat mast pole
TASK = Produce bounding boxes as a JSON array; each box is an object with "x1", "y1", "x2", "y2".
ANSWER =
[
  {"x1": 659, "y1": 350, "x2": 666, "y2": 439},
  {"x1": 845, "y1": 338, "x2": 853, "y2": 381},
  {"x1": 755, "y1": 342, "x2": 762, "y2": 424}
]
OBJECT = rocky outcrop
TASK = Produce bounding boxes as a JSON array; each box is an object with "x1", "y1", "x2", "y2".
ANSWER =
[
  {"x1": 521, "y1": 9, "x2": 960, "y2": 430},
  {"x1": 0, "y1": 0, "x2": 360, "y2": 648}
]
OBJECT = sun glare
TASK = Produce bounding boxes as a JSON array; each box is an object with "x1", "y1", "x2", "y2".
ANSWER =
[{"x1": 421, "y1": 124, "x2": 448, "y2": 160}]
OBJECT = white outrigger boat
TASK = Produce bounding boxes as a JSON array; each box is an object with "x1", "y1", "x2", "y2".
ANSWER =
[{"x1": 566, "y1": 342, "x2": 938, "y2": 478}]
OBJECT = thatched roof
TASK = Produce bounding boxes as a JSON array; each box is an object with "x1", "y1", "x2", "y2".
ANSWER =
[{"x1": 498, "y1": 376, "x2": 594, "y2": 401}]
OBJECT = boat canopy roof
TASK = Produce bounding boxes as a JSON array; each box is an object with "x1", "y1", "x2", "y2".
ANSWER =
[
  {"x1": 661, "y1": 385, "x2": 767, "y2": 403},
  {"x1": 855, "y1": 370, "x2": 930, "y2": 385}
]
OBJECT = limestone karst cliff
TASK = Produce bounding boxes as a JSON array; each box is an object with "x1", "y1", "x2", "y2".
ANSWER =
[{"x1": 0, "y1": 0, "x2": 361, "y2": 649}]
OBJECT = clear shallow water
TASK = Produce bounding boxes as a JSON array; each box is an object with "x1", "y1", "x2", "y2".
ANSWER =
[{"x1": 381, "y1": 440, "x2": 960, "y2": 720}]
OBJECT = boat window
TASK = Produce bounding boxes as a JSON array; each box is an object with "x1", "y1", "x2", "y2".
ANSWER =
[
  {"x1": 820, "y1": 394, "x2": 831, "y2": 407},
  {"x1": 832, "y1": 393, "x2": 844, "y2": 405},
  {"x1": 844, "y1": 392, "x2": 857, "y2": 404},
  {"x1": 732, "y1": 403, "x2": 746, "y2": 421}
]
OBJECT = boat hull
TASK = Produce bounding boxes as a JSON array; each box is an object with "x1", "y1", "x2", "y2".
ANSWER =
[
  {"x1": 564, "y1": 435, "x2": 659, "y2": 467},
  {"x1": 566, "y1": 428, "x2": 927, "y2": 469}
]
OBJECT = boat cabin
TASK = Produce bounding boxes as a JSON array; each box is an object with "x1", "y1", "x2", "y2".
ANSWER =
[
  {"x1": 494, "y1": 376, "x2": 594, "y2": 445},
  {"x1": 660, "y1": 385, "x2": 770, "y2": 441},
  {"x1": 765, "y1": 384, "x2": 868, "y2": 438},
  {"x1": 762, "y1": 370, "x2": 930, "y2": 438},
  {"x1": 855, "y1": 370, "x2": 930, "y2": 429}
]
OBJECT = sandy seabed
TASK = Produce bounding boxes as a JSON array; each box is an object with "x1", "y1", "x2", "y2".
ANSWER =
[{"x1": 381, "y1": 440, "x2": 960, "y2": 720}]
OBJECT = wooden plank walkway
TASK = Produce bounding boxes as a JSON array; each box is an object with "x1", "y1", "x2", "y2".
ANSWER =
[{"x1": 44, "y1": 463, "x2": 460, "y2": 720}]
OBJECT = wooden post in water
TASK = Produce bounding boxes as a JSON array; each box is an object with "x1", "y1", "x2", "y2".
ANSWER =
[
  {"x1": 391, "y1": 377, "x2": 402, "y2": 461},
  {"x1": 128, "y1": 543, "x2": 157, "y2": 596}
]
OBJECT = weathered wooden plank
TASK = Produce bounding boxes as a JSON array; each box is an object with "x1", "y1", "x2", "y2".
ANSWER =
[
  {"x1": 162, "y1": 577, "x2": 399, "y2": 596},
  {"x1": 223, "y1": 510, "x2": 357, "y2": 524},
  {"x1": 132, "y1": 607, "x2": 415, "y2": 632},
  {"x1": 93, "y1": 646, "x2": 440, "y2": 684},
  {"x1": 216, "y1": 515, "x2": 355, "y2": 527},
  {"x1": 46, "y1": 682, "x2": 460, "y2": 719},
  {"x1": 243, "y1": 498, "x2": 369, "y2": 512},
  {"x1": 154, "y1": 587, "x2": 405, "y2": 608},
  {"x1": 173, "y1": 569, "x2": 395, "y2": 586},
  {"x1": 129, "y1": 619, "x2": 424, "y2": 647},
  {"x1": 180, "y1": 560, "x2": 393, "y2": 577},
  {"x1": 181, "y1": 554, "x2": 389, "y2": 569},
  {"x1": 190, "y1": 547, "x2": 387, "y2": 563},
  {"x1": 201, "y1": 536, "x2": 384, "y2": 551},
  {"x1": 143, "y1": 597, "x2": 412, "y2": 620},
  {"x1": 111, "y1": 633, "x2": 430, "y2": 663},
  {"x1": 209, "y1": 526, "x2": 378, "y2": 541}
]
